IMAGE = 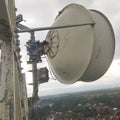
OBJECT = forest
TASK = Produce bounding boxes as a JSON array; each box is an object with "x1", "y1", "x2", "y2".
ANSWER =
[{"x1": 30, "y1": 89, "x2": 120, "y2": 120}]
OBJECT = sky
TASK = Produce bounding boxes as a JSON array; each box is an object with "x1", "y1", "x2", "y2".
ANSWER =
[{"x1": 15, "y1": 0, "x2": 120, "y2": 97}]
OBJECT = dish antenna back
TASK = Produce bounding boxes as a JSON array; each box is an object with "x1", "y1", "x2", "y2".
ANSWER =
[{"x1": 45, "y1": 4, "x2": 115, "y2": 84}]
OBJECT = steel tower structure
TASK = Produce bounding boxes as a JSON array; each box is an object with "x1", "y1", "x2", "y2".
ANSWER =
[{"x1": 0, "y1": 0, "x2": 28, "y2": 120}]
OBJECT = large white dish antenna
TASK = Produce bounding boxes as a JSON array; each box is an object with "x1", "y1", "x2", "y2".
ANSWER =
[{"x1": 45, "y1": 4, "x2": 115, "y2": 84}]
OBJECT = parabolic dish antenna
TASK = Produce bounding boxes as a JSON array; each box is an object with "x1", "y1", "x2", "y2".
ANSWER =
[{"x1": 45, "y1": 3, "x2": 115, "y2": 84}]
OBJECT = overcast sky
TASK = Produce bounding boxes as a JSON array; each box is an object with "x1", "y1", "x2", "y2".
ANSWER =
[{"x1": 15, "y1": 0, "x2": 120, "y2": 97}]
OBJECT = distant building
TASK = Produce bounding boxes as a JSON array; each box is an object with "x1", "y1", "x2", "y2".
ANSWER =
[
  {"x1": 47, "y1": 115, "x2": 55, "y2": 120},
  {"x1": 78, "y1": 103, "x2": 82, "y2": 107}
]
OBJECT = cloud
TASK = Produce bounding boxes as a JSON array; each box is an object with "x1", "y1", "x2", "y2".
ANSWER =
[{"x1": 16, "y1": 0, "x2": 120, "y2": 96}]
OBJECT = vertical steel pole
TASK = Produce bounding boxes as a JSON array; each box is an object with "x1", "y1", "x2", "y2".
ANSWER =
[
  {"x1": 30, "y1": 32, "x2": 39, "y2": 99},
  {"x1": 32, "y1": 63, "x2": 38, "y2": 98}
]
